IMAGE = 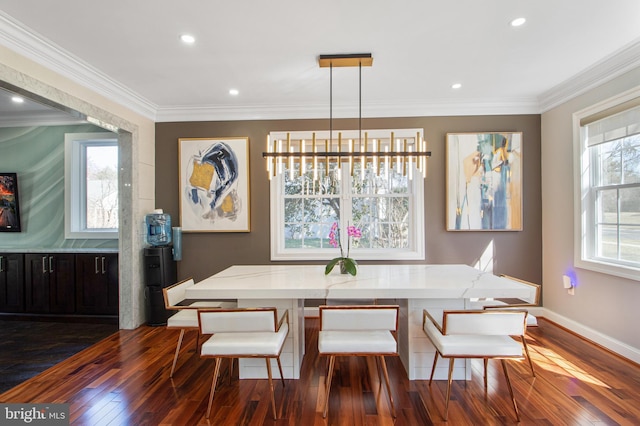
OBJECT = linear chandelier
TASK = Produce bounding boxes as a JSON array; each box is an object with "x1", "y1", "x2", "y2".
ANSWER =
[{"x1": 262, "y1": 53, "x2": 431, "y2": 180}]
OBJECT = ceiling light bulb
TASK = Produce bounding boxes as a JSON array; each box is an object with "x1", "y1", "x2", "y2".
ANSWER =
[
  {"x1": 180, "y1": 34, "x2": 195, "y2": 44},
  {"x1": 510, "y1": 17, "x2": 526, "y2": 27},
  {"x1": 451, "y1": 83, "x2": 462, "y2": 89},
  {"x1": 229, "y1": 89, "x2": 239, "y2": 96},
  {"x1": 11, "y1": 96, "x2": 24, "y2": 103}
]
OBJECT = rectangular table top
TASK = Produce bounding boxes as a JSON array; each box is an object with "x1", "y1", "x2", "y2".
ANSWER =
[{"x1": 185, "y1": 264, "x2": 534, "y2": 300}]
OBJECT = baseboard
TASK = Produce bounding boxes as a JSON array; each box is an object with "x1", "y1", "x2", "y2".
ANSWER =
[{"x1": 537, "y1": 307, "x2": 640, "y2": 365}]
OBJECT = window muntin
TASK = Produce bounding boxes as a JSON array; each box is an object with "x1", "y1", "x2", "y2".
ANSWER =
[
  {"x1": 65, "y1": 132, "x2": 118, "y2": 239},
  {"x1": 271, "y1": 129, "x2": 424, "y2": 261},
  {"x1": 590, "y1": 135, "x2": 640, "y2": 266}
]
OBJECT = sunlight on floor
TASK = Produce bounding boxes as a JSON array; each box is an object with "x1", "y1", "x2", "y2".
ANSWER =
[{"x1": 527, "y1": 336, "x2": 610, "y2": 388}]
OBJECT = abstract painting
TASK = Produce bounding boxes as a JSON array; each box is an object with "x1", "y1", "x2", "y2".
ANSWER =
[
  {"x1": 0, "y1": 172, "x2": 21, "y2": 232},
  {"x1": 179, "y1": 137, "x2": 250, "y2": 232},
  {"x1": 446, "y1": 132, "x2": 522, "y2": 231}
]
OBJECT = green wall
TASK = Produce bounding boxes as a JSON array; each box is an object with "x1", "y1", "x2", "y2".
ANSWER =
[{"x1": 0, "y1": 124, "x2": 118, "y2": 249}]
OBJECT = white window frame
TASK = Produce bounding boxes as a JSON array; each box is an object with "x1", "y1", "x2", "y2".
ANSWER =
[
  {"x1": 64, "y1": 132, "x2": 118, "y2": 239},
  {"x1": 573, "y1": 87, "x2": 640, "y2": 281},
  {"x1": 269, "y1": 128, "x2": 425, "y2": 261}
]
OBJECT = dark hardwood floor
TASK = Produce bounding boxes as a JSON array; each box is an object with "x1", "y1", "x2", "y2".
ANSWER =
[
  {"x1": 1, "y1": 316, "x2": 639, "y2": 425},
  {"x1": 0, "y1": 319, "x2": 118, "y2": 394}
]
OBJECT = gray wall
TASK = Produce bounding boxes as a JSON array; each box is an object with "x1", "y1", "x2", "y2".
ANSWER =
[
  {"x1": 156, "y1": 114, "x2": 542, "y2": 284},
  {"x1": 0, "y1": 124, "x2": 118, "y2": 250},
  {"x1": 541, "y1": 68, "x2": 640, "y2": 355}
]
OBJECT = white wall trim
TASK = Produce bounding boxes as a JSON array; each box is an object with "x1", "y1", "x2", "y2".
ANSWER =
[
  {"x1": 537, "y1": 308, "x2": 640, "y2": 365},
  {"x1": 538, "y1": 38, "x2": 640, "y2": 112},
  {"x1": 0, "y1": 11, "x2": 157, "y2": 121}
]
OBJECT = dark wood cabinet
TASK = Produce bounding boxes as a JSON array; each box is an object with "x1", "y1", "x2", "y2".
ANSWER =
[
  {"x1": 25, "y1": 253, "x2": 75, "y2": 314},
  {"x1": 0, "y1": 253, "x2": 24, "y2": 312},
  {"x1": 75, "y1": 253, "x2": 118, "y2": 315}
]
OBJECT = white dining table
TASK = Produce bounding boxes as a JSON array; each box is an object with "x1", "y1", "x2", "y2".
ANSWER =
[{"x1": 186, "y1": 264, "x2": 535, "y2": 380}]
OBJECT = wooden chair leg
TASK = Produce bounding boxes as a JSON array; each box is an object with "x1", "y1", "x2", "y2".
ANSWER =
[
  {"x1": 323, "y1": 356, "x2": 336, "y2": 418},
  {"x1": 276, "y1": 356, "x2": 285, "y2": 387},
  {"x1": 228, "y1": 358, "x2": 234, "y2": 385},
  {"x1": 521, "y1": 336, "x2": 536, "y2": 377},
  {"x1": 501, "y1": 359, "x2": 520, "y2": 422},
  {"x1": 444, "y1": 358, "x2": 455, "y2": 421},
  {"x1": 371, "y1": 356, "x2": 382, "y2": 394},
  {"x1": 170, "y1": 329, "x2": 185, "y2": 378},
  {"x1": 483, "y1": 358, "x2": 488, "y2": 390},
  {"x1": 378, "y1": 355, "x2": 396, "y2": 418},
  {"x1": 206, "y1": 358, "x2": 222, "y2": 418},
  {"x1": 429, "y1": 352, "x2": 439, "y2": 385},
  {"x1": 265, "y1": 358, "x2": 277, "y2": 420}
]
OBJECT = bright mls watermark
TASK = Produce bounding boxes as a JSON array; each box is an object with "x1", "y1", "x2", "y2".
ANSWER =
[{"x1": 1, "y1": 404, "x2": 69, "y2": 425}]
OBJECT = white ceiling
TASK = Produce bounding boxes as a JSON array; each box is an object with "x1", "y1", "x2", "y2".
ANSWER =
[{"x1": 1, "y1": 1, "x2": 640, "y2": 123}]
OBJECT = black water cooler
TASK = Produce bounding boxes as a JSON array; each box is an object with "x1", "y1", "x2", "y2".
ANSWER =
[{"x1": 144, "y1": 246, "x2": 177, "y2": 326}]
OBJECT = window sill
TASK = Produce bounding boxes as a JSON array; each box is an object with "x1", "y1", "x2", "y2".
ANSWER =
[{"x1": 575, "y1": 257, "x2": 640, "y2": 282}]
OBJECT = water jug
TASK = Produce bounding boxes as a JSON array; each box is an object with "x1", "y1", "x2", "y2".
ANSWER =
[{"x1": 145, "y1": 210, "x2": 172, "y2": 246}]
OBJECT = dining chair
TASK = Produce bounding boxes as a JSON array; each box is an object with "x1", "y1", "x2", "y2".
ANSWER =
[
  {"x1": 468, "y1": 274, "x2": 540, "y2": 377},
  {"x1": 468, "y1": 274, "x2": 541, "y2": 326},
  {"x1": 162, "y1": 277, "x2": 237, "y2": 377},
  {"x1": 198, "y1": 307, "x2": 289, "y2": 420},
  {"x1": 422, "y1": 308, "x2": 528, "y2": 422},
  {"x1": 318, "y1": 305, "x2": 399, "y2": 418}
]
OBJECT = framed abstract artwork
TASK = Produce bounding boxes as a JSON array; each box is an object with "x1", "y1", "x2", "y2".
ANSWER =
[
  {"x1": 446, "y1": 132, "x2": 523, "y2": 231},
  {"x1": 0, "y1": 172, "x2": 21, "y2": 232},
  {"x1": 179, "y1": 137, "x2": 250, "y2": 232}
]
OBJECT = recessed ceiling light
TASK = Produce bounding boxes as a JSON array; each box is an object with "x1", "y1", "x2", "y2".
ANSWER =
[
  {"x1": 229, "y1": 89, "x2": 239, "y2": 96},
  {"x1": 180, "y1": 34, "x2": 196, "y2": 44},
  {"x1": 451, "y1": 83, "x2": 462, "y2": 89},
  {"x1": 510, "y1": 17, "x2": 526, "y2": 27},
  {"x1": 11, "y1": 96, "x2": 24, "y2": 103}
]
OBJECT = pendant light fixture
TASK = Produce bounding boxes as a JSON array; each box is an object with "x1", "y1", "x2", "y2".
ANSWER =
[{"x1": 263, "y1": 53, "x2": 431, "y2": 180}]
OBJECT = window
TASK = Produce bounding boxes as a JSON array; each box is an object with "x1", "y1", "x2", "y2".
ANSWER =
[
  {"x1": 575, "y1": 93, "x2": 640, "y2": 279},
  {"x1": 270, "y1": 129, "x2": 425, "y2": 261},
  {"x1": 65, "y1": 132, "x2": 118, "y2": 239}
]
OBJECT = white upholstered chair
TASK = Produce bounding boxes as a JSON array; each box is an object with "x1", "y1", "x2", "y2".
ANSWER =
[
  {"x1": 422, "y1": 308, "x2": 528, "y2": 422},
  {"x1": 198, "y1": 307, "x2": 289, "y2": 420},
  {"x1": 318, "y1": 305, "x2": 399, "y2": 418},
  {"x1": 468, "y1": 274, "x2": 541, "y2": 327},
  {"x1": 162, "y1": 278, "x2": 236, "y2": 377}
]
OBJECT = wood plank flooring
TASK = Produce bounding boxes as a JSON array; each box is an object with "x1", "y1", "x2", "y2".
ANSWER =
[
  {"x1": 0, "y1": 319, "x2": 118, "y2": 394},
  {"x1": 1, "y1": 317, "x2": 639, "y2": 425}
]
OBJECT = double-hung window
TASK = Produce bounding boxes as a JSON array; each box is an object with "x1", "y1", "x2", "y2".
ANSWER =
[
  {"x1": 575, "y1": 93, "x2": 640, "y2": 279},
  {"x1": 65, "y1": 132, "x2": 119, "y2": 239},
  {"x1": 269, "y1": 129, "x2": 425, "y2": 261}
]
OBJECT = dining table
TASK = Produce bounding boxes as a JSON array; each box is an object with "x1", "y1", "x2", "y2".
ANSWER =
[{"x1": 185, "y1": 264, "x2": 536, "y2": 380}]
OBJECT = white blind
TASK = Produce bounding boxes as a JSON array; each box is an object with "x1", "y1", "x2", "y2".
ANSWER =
[{"x1": 585, "y1": 104, "x2": 640, "y2": 147}]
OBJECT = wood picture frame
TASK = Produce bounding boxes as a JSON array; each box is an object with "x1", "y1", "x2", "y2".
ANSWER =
[
  {"x1": 446, "y1": 132, "x2": 523, "y2": 231},
  {"x1": 178, "y1": 137, "x2": 250, "y2": 232}
]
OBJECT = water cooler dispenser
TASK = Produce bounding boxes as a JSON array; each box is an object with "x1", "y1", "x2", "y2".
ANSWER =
[{"x1": 143, "y1": 210, "x2": 180, "y2": 326}]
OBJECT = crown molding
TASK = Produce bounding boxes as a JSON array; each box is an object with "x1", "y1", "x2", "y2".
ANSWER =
[
  {"x1": 538, "y1": 37, "x2": 640, "y2": 112},
  {"x1": 0, "y1": 11, "x2": 157, "y2": 121},
  {"x1": 0, "y1": 110, "x2": 86, "y2": 128},
  {"x1": 155, "y1": 97, "x2": 541, "y2": 122},
  {"x1": 3, "y1": 10, "x2": 639, "y2": 122}
]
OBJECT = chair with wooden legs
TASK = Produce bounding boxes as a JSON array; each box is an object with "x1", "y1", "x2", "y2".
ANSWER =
[
  {"x1": 468, "y1": 274, "x2": 540, "y2": 376},
  {"x1": 162, "y1": 278, "x2": 236, "y2": 377},
  {"x1": 318, "y1": 305, "x2": 399, "y2": 418},
  {"x1": 422, "y1": 308, "x2": 529, "y2": 422},
  {"x1": 198, "y1": 307, "x2": 289, "y2": 420}
]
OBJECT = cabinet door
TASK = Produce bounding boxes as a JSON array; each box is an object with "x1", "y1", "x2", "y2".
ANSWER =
[
  {"x1": 49, "y1": 254, "x2": 75, "y2": 314},
  {"x1": 0, "y1": 254, "x2": 24, "y2": 313},
  {"x1": 104, "y1": 254, "x2": 119, "y2": 315},
  {"x1": 25, "y1": 254, "x2": 50, "y2": 313},
  {"x1": 76, "y1": 254, "x2": 118, "y2": 315}
]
